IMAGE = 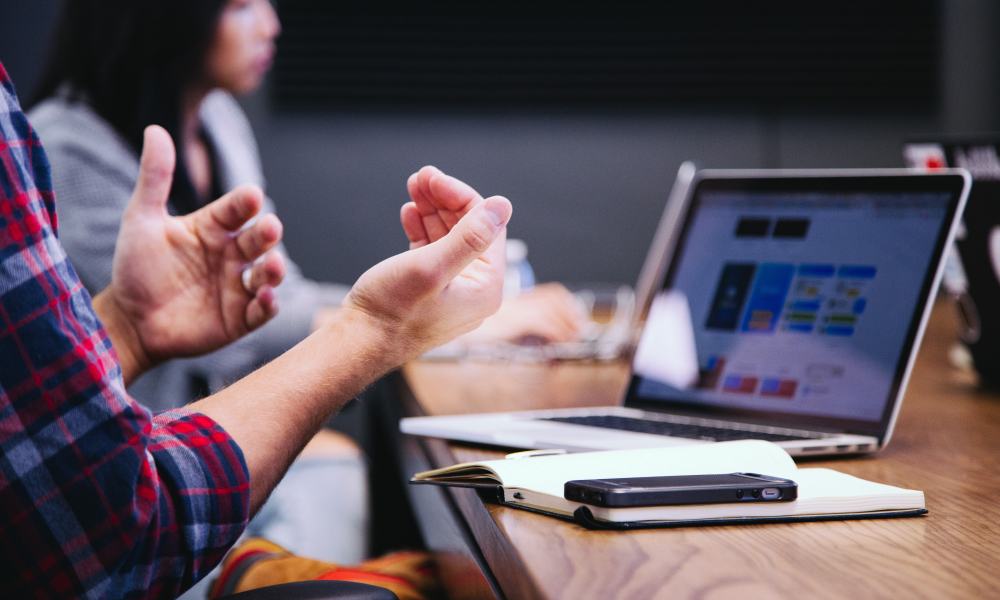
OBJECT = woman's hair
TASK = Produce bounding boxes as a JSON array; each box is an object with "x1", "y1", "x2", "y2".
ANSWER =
[{"x1": 33, "y1": 0, "x2": 229, "y2": 214}]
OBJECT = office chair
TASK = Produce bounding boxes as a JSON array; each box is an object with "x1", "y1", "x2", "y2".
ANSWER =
[{"x1": 218, "y1": 580, "x2": 397, "y2": 600}]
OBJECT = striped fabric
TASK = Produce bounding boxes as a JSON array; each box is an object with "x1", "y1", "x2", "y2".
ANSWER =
[
  {"x1": 209, "y1": 538, "x2": 435, "y2": 600},
  {"x1": 0, "y1": 62, "x2": 250, "y2": 598}
]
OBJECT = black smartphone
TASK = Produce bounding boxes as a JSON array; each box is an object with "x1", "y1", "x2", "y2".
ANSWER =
[{"x1": 564, "y1": 473, "x2": 797, "y2": 507}]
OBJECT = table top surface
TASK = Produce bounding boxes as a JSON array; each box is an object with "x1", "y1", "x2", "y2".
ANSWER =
[{"x1": 402, "y1": 303, "x2": 1000, "y2": 599}]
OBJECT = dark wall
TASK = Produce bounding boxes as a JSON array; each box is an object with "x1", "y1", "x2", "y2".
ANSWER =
[
  {"x1": 0, "y1": 1, "x2": 59, "y2": 98},
  {"x1": 3, "y1": 0, "x2": 998, "y2": 287}
]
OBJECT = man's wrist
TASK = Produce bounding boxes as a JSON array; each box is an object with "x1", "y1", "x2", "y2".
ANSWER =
[
  {"x1": 93, "y1": 288, "x2": 154, "y2": 385},
  {"x1": 325, "y1": 305, "x2": 413, "y2": 374}
]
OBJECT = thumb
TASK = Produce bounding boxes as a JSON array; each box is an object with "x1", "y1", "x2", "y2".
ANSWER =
[
  {"x1": 420, "y1": 195, "x2": 512, "y2": 283},
  {"x1": 129, "y1": 125, "x2": 176, "y2": 215}
]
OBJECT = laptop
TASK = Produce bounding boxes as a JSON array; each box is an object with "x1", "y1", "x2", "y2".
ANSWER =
[
  {"x1": 402, "y1": 169, "x2": 971, "y2": 456},
  {"x1": 904, "y1": 137, "x2": 1000, "y2": 387}
]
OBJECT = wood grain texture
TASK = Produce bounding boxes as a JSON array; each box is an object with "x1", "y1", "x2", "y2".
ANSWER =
[{"x1": 402, "y1": 302, "x2": 1000, "y2": 599}]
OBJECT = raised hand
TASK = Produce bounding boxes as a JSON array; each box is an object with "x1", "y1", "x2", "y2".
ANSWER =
[
  {"x1": 95, "y1": 126, "x2": 286, "y2": 382},
  {"x1": 343, "y1": 167, "x2": 512, "y2": 360},
  {"x1": 401, "y1": 166, "x2": 586, "y2": 346}
]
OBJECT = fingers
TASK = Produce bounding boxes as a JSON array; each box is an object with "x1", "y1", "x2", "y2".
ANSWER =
[
  {"x1": 535, "y1": 303, "x2": 586, "y2": 342},
  {"x1": 400, "y1": 202, "x2": 429, "y2": 249},
  {"x1": 407, "y1": 166, "x2": 485, "y2": 243},
  {"x1": 526, "y1": 308, "x2": 584, "y2": 343},
  {"x1": 426, "y1": 167, "x2": 482, "y2": 214},
  {"x1": 242, "y1": 247, "x2": 285, "y2": 332},
  {"x1": 417, "y1": 195, "x2": 512, "y2": 284},
  {"x1": 235, "y1": 213, "x2": 283, "y2": 262},
  {"x1": 407, "y1": 171, "x2": 449, "y2": 242},
  {"x1": 245, "y1": 251, "x2": 286, "y2": 293},
  {"x1": 521, "y1": 319, "x2": 577, "y2": 343},
  {"x1": 533, "y1": 284, "x2": 589, "y2": 331},
  {"x1": 129, "y1": 125, "x2": 176, "y2": 215},
  {"x1": 245, "y1": 284, "x2": 279, "y2": 331},
  {"x1": 412, "y1": 165, "x2": 482, "y2": 212},
  {"x1": 243, "y1": 253, "x2": 283, "y2": 330},
  {"x1": 200, "y1": 185, "x2": 266, "y2": 232}
]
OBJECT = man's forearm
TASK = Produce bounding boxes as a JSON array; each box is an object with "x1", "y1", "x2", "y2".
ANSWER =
[{"x1": 189, "y1": 307, "x2": 401, "y2": 511}]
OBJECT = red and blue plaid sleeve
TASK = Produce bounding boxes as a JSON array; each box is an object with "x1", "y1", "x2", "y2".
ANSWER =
[{"x1": 0, "y1": 63, "x2": 250, "y2": 598}]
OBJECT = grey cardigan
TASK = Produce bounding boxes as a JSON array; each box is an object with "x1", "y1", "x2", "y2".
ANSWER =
[{"x1": 30, "y1": 91, "x2": 349, "y2": 411}]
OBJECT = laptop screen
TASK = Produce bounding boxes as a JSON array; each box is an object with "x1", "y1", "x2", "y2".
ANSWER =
[{"x1": 627, "y1": 173, "x2": 966, "y2": 437}]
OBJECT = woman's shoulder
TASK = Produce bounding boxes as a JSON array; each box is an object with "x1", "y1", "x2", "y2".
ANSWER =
[
  {"x1": 29, "y1": 96, "x2": 136, "y2": 173},
  {"x1": 200, "y1": 90, "x2": 265, "y2": 187},
  {"x1": 201, "y1": 90, "x2": 257, "y2": 147}
]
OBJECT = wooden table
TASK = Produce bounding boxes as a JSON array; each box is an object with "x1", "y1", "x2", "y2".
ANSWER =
[{"x1": 396, "y1": 303, "x2": 1000, "y2": 599}]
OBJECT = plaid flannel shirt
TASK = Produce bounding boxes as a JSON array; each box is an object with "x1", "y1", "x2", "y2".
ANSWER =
[{"x1": 0, "y1": 63, "x2": 250, "y2": 598}]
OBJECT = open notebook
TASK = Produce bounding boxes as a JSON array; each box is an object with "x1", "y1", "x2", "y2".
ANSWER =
[{"x1": 411, "y1": 441, "x2": 926, "y2": 529}]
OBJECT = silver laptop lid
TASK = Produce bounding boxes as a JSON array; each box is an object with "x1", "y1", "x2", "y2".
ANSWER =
[
  {"x1": 624, "y1": 169, "x2": 970, "y2": 444},
  {"x1": 631, "y1": 161, "x2": 698, "y2": 323}
]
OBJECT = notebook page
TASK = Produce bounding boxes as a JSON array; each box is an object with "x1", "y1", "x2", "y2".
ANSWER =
[
  {"x1": 487, "y1": 440, "x2": 797, "y2": 498},
  {"x1": 589, "y1": 468, "x2": 924, "y2": 522}
]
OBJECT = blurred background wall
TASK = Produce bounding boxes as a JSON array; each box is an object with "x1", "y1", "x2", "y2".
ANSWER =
[{"x1": 2, "y1": 0, "x2": 998, "y2": 287}]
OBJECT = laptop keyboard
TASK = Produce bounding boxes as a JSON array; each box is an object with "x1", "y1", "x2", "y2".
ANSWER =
[{"x1": 542, "y1": 415, "x2": 816, "y2": 442}]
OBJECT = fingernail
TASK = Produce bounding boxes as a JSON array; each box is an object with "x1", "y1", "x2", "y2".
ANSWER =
[{"x1": 485, "y1": 197, "x2": 510, "y2": 228}]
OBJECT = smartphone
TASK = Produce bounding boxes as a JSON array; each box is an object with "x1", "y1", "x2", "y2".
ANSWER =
[{"x1": 564, "y1": 473, "x2": 797, "y2": 507}]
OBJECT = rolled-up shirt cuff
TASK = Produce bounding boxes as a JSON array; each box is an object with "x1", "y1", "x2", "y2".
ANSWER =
[{"x1": 148, "y1": 411, "x2": 251, "y2": 584}]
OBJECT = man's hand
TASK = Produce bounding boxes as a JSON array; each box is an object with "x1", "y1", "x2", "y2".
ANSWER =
[
  {"x1": 94, "y1": 126, "x2": 286, "y2": 384},
  {"x1": 401, "y1": 166, "x2": 585, "y2": 346},
  {"x1": 343, "y1": 166, "x2": 512, "y2": 363}
]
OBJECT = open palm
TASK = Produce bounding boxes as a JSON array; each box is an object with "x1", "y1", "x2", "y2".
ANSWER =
[{"x1": 108, "y1": 126, "x2": 286, "y2": 364}]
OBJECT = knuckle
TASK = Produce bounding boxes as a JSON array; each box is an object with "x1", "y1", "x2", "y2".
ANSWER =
[
  {"x1": 228, "y1": 198, "x2": 246, "y2": 222},
  {"x1": 246, "y1": 227, "x2": 265, "y2": 253},
  {"x1": 460, "y1": 222, "x2": 492, "y2": 252}
]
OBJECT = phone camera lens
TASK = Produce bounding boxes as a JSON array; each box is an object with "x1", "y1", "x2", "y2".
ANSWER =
[
  {"x1": 751, "y1": 489, "x2": 760, "y2": 498},
  {"x1": 736, "y1": 489, "x2": 744, "y2": 499}
]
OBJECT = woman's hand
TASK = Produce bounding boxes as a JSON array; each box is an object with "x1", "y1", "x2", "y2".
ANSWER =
[{"x1": 464, "y1": 283, "x2": 588, "y2": 345}]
